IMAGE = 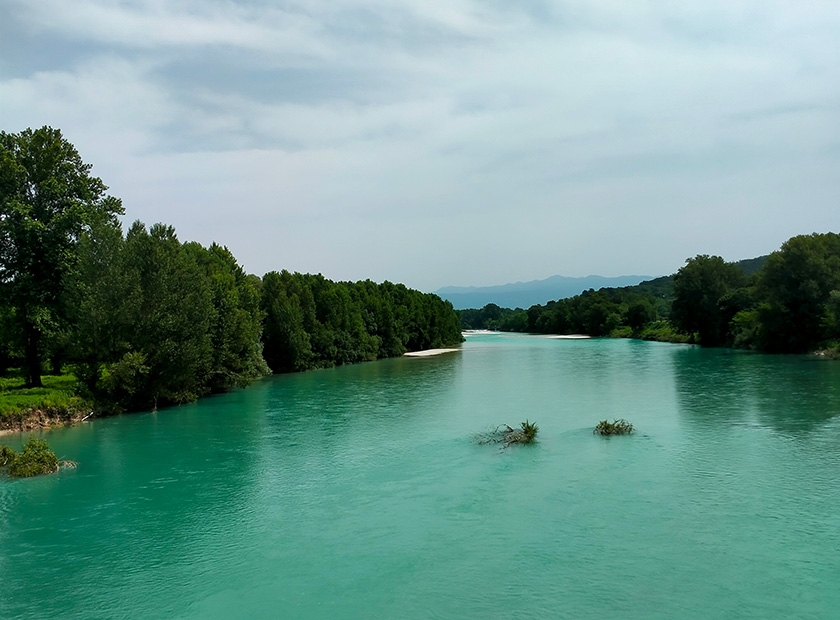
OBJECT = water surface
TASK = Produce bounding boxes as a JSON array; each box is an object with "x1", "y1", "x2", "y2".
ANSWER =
[{"x1": 2, "y1": 335, "x2": 839, "y2": 619}]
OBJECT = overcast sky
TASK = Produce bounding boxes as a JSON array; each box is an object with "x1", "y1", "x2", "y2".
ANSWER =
[{"x1": 2, "y1": 1, "x2": 838, "y2": 291}]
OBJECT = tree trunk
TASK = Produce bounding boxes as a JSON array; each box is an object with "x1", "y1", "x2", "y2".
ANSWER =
[
  {"x1": 50, "y1": 353, "x2": 63, "y2": 376},
  {"x1": 24, "y1": 321, "x2": 43, "y2": 388}
]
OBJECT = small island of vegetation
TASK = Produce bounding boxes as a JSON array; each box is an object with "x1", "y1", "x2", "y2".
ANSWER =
[
  {"x1": 594, "y1": 419, "x2": 634, "y2": 436},
  {"x1": 0, "y1": 437, "x2": 74, "y2": 478}
]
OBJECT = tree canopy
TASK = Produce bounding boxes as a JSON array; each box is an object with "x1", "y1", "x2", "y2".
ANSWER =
[
  {"x1": 457, "y1": 238, "x2": 838, "y2": 356},
  {"x1": 0, "y1": 127, "x2": 123, "y2": 387},
  {"x1": 1, "y1": 126, "x2": 465, "y2": 419},
  {"x1": 671, "y1": 255, "x2": 747, "y2": 346},
  {"x1": 757, "y1": 233, "x2": 840, "y2": 352},
  {"x1": 261, "y1": 271, "x2": 462, "y2": 373}
]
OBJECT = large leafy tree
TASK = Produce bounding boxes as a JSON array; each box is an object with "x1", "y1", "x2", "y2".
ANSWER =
[
  {"x1": 186, "y1": 242, "x2": 268, "y2": 390},
  {"x1": 67, "y1": 214, "x2": 141, "y2": 392},
  {"x1": 671, "y1": 255, "x2": 747, "y2": 346},
  {"x1": 116, "y1": 222, "x2": 214, "y2": 408},
  {"x1": 0, "y1": 127, "x2": 123, "y2": 386},
  {"x1": 757, "y1": 233, "x2": 840, "y2": 352}
]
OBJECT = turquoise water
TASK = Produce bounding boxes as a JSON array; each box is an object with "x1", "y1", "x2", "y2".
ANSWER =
[{"x1": 2, "y1": 334, "x2": 839, "y2": 619}]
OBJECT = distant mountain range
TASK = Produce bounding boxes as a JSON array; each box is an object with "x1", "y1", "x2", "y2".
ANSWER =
[{"x1": 435, "y1": 275, "x2": 654, "y2": 310}]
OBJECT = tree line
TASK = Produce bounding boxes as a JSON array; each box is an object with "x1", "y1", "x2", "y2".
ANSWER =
[
  {"x1": 460, "y1": 235, "x2": 840, "y2": 355},
  {"x1": 1, "y1": 126, "x2": 462, "y2": 413}
]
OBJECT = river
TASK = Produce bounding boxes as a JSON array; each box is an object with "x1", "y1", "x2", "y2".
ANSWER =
[{"x1": 2, "y1": 334, "x2": 839, "y2": 619}]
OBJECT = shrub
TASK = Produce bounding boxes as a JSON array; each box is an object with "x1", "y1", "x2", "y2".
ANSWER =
[
  {"x1": 594, "y1": 419, "x2": 634, "y2": 436},
  {"x1": 519, "y1": 420, "x2": 539, "y2": 443},
  {"x1": 2, "y1": 437, "x2": 59, "y2": 477},
  {"x1": 610, "y1": 325, "x2": 633, "y2": 338},
  {"x1": 0, "y1": 445, "x2": 16, "y2": 469},
  {"x1": 639, "y1": 321, "x2": 692, "y2": 344}
]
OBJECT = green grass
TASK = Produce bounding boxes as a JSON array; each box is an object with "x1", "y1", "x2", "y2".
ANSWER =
[{"x1": 0, "y1": 370, "x2": 88, "y2": 419}]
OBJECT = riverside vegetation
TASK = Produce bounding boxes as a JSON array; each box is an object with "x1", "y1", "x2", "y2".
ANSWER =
[
  {"x1": 0, "y1": 437, "x2": 75, "y2": 478},
  {"x1": 0, "y1": 126, "x2": 462, "y2": 431},
  {"x1": 459, "y1": 235, "x2": 840, "y2": 357}
]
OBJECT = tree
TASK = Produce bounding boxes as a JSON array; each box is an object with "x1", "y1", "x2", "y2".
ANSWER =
[
  {"x1": 117, "y1": 222, "x2": 214, "y2": 408},
  {"x1": 186, "y1": 242, "x2": 268, "y2": 391},
  {"x1": 0, "y1": 127, "x2": 123, "y2": 386},
  {"x1": 671, "y1": 255, "x2": 746, "y2": 346},
  {"x1": 67, "y1": 215, "x2": 141, "y2": 392},
  {"x1": 757, "y1": 233, "x2": 840, "y2": 352},
  {"x1": 626, "y1": 299, "x2": 656, "y2": 334},
  {"x1": 0, "y1": 303, "x2": 18, "y2": 374},
  {"x1": 261, "y1": 271, "x2": 315, "y2": 372}
]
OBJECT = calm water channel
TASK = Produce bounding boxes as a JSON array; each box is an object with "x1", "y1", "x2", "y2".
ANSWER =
[{"x1": 2, "y1": 334, "x2": 839, "y2": 619}]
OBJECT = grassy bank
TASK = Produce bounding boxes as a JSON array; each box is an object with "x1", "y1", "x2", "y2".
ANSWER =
[{"x1": 0, "y1": 371, "x2": 92, "y2": 433}]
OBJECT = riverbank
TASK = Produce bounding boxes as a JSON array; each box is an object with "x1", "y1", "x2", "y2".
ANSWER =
[
  {"x1": 1, "y1": 345, "x2": 465, "y2": 435},
  {"x1": 0, "y1": 371, "x2": 94, "y2": 435},
  {"x1": 0, "y1": 405, "x2": 94, "y2": 436}
]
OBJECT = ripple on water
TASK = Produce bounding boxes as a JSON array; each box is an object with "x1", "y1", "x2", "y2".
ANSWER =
[{"x1": 2, "y1": 337, "x2": 840, "y2": 620}]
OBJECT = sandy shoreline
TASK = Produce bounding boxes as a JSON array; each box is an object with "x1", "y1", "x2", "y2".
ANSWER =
[
  {"x1": 547, "y1": 334, "x2": 591, "y2": 339},
  {"x1": 403, "y1": 348, "x2": 461, "y2": 357}
]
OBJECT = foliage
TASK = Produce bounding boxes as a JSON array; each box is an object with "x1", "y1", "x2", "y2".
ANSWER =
[
  {"x1": 459, "y1": 287, "x2": 664, "y2": 338},
  {"x1": 671, "y1": 255, "x2": 747, "y2": 346},
  {"x1": 626, "y1": 299, "x2": 657, "y2": 335},
  {"x1": 0, "y1": 126, "x2": 124, "y2": 387},
  {"x1": 0, "y1": 126, "x2": 469, "y2": 423},
  {"x1": 519, "y1": 420, "x2": 539, "y2": 443},
  {"x1": 261, "y1": 271, "x2": 462, "y2": 373},
  {"x1": 456, "y1": 255, "x2": 770, "y2": 346},
  {"x1": 67, "y1": 221, "x2": 270, "y2": 412},
  {"x1": 0, "y1": 445, "x2": 16, "y2": 468},
  {"x1": 756, "y1": 233, "x2": 840, "y2": 353},
  {"x1": 1, "y1": 437, "x2": 59, "y2": 477},
  {"x1": 637, "y1": 321, "x2": 691, "y2": 343},
  {"x1": 476, "y1": 420, "x2": 539, "y2": 447},
  {"x1": 610, "y1": 325, "x2": 633, "y2": 338},
  {"x1": 816, "y1": 342, "x2": 840, "y2": 359},
  {"x1": 594, "y1": 419, "x2": 634, "y2": 436}
]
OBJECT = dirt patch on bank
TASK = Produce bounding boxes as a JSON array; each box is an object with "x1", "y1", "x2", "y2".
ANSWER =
[{"x1": 0, "y1": 407, "x2": 93, "y2": 436}]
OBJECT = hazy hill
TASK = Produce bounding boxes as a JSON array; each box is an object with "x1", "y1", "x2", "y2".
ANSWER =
[
  {"x1": 621, "y1": 255, "x2": 770, "y2": 303},
  {"x1": 435, "y1": 275, "x2": 654, "y2": 310},
  {"x1": 437, "y1": 256, "x2": 770, "y2": 311}
]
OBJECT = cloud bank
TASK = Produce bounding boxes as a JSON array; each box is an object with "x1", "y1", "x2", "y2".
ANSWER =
[{"x1": 2, "y1": 0, "x2": 838, "y2": 290}]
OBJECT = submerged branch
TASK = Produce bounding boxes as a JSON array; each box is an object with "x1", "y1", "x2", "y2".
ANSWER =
[{"x1": 476, "y1": 420, "x2": 539, "y2": 448}]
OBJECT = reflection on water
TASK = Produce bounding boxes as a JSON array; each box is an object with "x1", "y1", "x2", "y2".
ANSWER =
[{"x1": 673, "y1": 347, "x2": 840, "y2": 433}]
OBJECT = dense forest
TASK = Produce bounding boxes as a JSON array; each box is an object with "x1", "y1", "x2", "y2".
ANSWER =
[
  {"x1": 460, "y1": 238, "x2": 840, "y2": 356},
  {"x1": 0, "y1": 127, "x2": 462, "y2": 416}
]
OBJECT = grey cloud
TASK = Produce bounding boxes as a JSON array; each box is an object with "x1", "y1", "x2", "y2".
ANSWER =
[
  {"x1": 157, "y1": 51, "x2": 406, "y2": 107},
  {"x1": 2, "y1": 0, "x2": 839, "y2": 290}
]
